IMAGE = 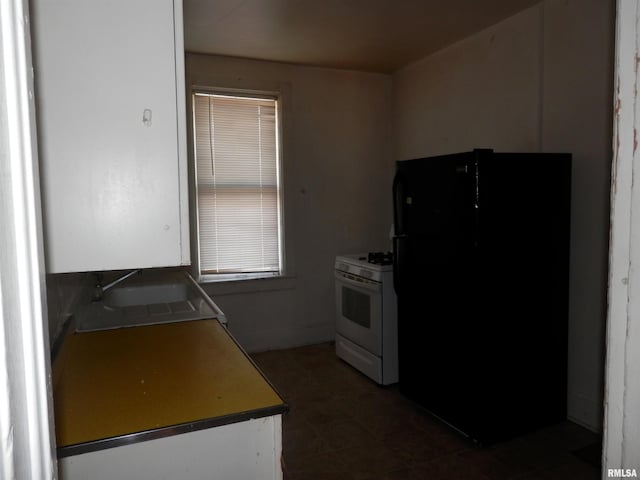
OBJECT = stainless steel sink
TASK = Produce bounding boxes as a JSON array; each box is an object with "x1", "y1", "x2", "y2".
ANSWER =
[
  {"x1": 75, "y1": 270, "x2": 226, "y2": 332},
  {"x1": 105, "y1": 282, "x2": 190, "y2": 306}
]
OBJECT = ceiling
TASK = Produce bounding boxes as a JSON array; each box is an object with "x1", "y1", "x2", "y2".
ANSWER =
[{"x1": 183, "y1": 0, "x2": 542, "y2": 73}]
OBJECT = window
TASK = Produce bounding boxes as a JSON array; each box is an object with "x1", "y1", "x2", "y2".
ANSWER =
[{"x1": 192, "y1": 91, "x2": 282, "y2": 279}]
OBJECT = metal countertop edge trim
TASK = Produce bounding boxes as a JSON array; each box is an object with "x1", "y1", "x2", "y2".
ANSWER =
[
  {"x1": 57, "y1": 402, "x2": 288, "y2": 459},
  {"x1": 184, "y1": 271, "x2": 228, "y2": 324},
  {"x1": 208, "y1": 314, "x2": 288, "y2": 405},
  {"x1": 185, "y1": 270, "x2": 288, "y2": 406}
]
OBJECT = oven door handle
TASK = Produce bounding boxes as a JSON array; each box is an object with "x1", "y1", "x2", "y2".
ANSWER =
[{"x1": 334, "y1": 271, "x2": 382, "y2": 293}]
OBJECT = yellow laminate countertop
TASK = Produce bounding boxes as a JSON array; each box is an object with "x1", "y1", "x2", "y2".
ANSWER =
[{"x1": 52, "y1": 319, "x2": 286, "y2": 454}]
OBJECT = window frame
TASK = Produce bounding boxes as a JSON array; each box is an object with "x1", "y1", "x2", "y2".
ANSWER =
[{"x1": 190, "y1": 87, "x2": 285, "y2": 283}]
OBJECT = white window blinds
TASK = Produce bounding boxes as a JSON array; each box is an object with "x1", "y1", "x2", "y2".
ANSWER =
[{"x1": 193, "y1": 92, "x2": 282, "y2": 275}]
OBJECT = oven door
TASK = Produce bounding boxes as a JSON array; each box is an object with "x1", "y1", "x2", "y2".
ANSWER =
[{"x1": 335, "y1": 270, "x2": 382, "y2": 356}]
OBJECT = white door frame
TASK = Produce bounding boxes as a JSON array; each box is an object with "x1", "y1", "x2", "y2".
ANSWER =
[
  {"x1": 0, "y1": 0, "x2": 56, "y2": 478},
  {"x1": 604, "y1": 0, "x2": 640, "y2": 473}
]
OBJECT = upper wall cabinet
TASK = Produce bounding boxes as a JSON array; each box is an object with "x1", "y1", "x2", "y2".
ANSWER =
[{"x1": 31, "y1": 0, "x2": 190, "y2": 273}]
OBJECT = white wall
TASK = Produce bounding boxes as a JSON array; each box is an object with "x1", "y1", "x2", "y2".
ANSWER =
[
  {"x1": 542, "y1": 0, "x2": 614, "y2": 432},
  {"x1": 392, "y1": 0, "x2": 614, "y2": 431},
  {"x1": 394, "y1": 6, "x2": 542, "y2": 157},
  {"x1": 186, "y1": 54, "x2": 394, "y2": 352}
]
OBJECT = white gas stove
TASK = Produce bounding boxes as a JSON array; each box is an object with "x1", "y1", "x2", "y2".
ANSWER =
[{"x1": 334, "y1": 252, "x2": 398, "y2": 385}]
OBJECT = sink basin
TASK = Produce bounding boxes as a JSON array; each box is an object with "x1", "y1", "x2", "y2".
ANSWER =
[
  {"x1": 76, "y1": 270, "x2": 226, "y2": 332},
  {"x1": 105, "y1": 282, "x2": 190, "y2": 307}
]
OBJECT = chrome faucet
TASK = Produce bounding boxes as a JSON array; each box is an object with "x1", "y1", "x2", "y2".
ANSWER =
[{"x1": 92, "y1": 269, "x2": 141, "y2": 302}]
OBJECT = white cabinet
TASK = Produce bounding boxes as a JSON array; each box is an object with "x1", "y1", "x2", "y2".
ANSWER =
[
  {"x1": 58, "y1": 416, "x2": 283, "y2": 480},
  {"x1": 32, "y1": 0, "x2": 190, "y2": 273}
]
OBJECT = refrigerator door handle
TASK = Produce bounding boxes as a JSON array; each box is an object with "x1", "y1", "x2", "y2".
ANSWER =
[
  {"x1": 392, "y1": 171, "x2": 406, "y2": 235},
  {"x1": 392, "y1": 234, "x2": 407, "y2": 295}
]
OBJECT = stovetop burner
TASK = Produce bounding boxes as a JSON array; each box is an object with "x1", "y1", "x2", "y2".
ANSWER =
[
  {"x1": 335, "y1": 252, "x2": 393, "y2": 276},
  {"x1": 367, "y1": 251, "x2": 393, "y2": 266}
]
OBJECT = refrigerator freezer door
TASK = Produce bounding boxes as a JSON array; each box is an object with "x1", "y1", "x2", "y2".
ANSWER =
[{"x1": 394, "y1": 151, "x2": 480, "y2": 428}]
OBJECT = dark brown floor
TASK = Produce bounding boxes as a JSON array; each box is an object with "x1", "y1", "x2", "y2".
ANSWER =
[{"x1": 251, "y1": 343, "x2": 601, "y2": 480}]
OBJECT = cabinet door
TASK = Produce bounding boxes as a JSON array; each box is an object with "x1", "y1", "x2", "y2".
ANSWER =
[{"x1": 33, "y1": 0, "x2": 189, "y2": 273}]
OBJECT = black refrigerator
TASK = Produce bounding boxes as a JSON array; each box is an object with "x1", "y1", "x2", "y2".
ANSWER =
[{"x1": 392, "y1": 148, "x2": 571, "y2": 445}]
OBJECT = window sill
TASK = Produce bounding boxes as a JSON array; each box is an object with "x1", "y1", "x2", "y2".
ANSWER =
[{"x1": 198, "y1": 274, "x2": 296, "y2": 296}]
